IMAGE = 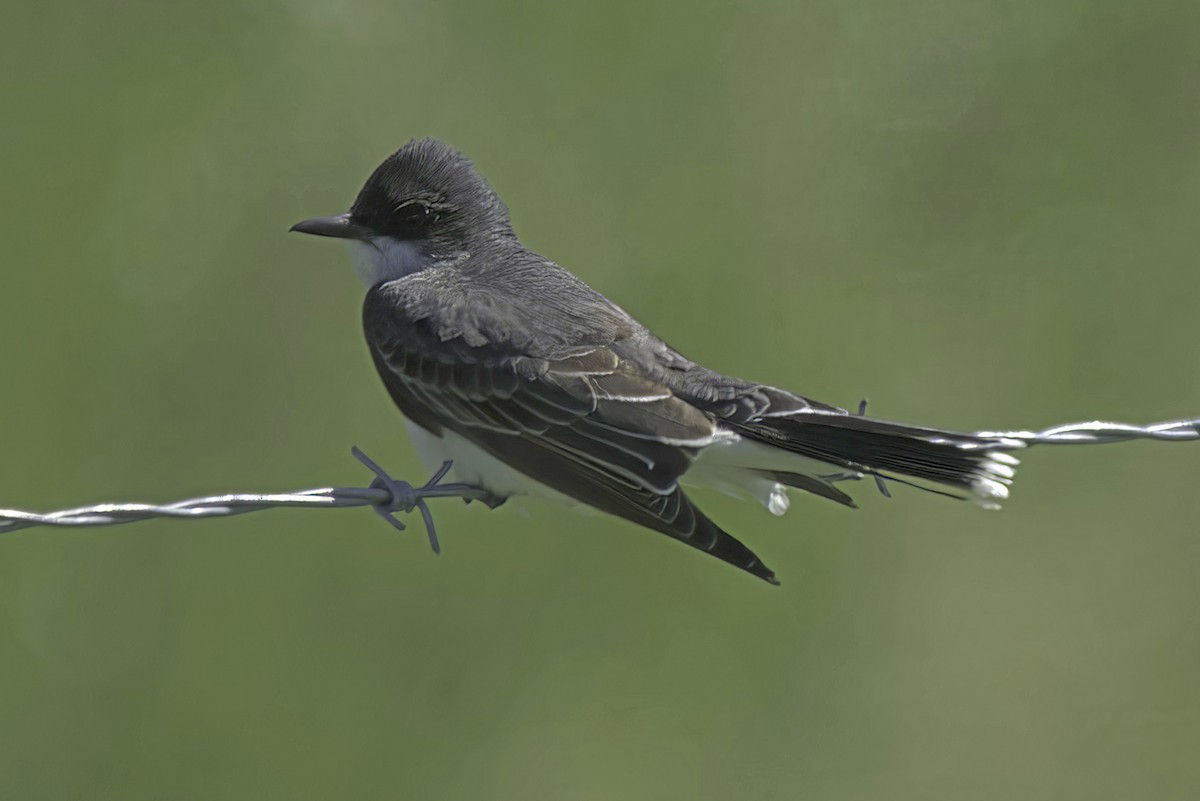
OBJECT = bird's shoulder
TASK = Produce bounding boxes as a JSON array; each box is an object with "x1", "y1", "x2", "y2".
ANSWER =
[{"x1": 363, "y1": 252, "x2": 637, "y2": 362}]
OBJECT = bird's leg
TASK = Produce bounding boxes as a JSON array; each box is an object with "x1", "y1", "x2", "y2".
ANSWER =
[
  {"x1": 856, "y1": 398, "x2": 893, "y2": 499},
  {"x1": 463, "y1": 491, "x2": 509, "y2": 509}
]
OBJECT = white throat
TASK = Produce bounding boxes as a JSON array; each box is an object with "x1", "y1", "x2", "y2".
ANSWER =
[{"x1": 346, "y1": 238, "x2": 433, "y2": 287}]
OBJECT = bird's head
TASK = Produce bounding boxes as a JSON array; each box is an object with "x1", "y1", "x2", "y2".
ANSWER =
[{"x1": 291, "y1": 138, "x2": 513, "y2": 286}]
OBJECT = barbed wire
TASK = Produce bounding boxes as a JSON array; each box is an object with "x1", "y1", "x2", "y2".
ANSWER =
[
  {"x1": 1, "y1": 418, "x2": 1197, "y2": 549},
  {"x1": 0, "y1": 447, "x2": 491, "y2": 554}
]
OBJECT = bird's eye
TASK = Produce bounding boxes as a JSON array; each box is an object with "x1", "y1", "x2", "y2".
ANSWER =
[
  {"x1": 383, "y1": 201, "x2": 437, "y2": 239},
  {"x1": 397, "y1": 201, "x2": 430, "y2": 221}
]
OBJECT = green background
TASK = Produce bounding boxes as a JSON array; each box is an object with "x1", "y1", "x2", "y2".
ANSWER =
[{"x1": 2, "y1": 1, "x2": 1198, "y2": 798}]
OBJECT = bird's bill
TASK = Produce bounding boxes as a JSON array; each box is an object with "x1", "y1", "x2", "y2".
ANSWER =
[{"x1": 289, "y1": 213, "x2": 373, "y2": 239}]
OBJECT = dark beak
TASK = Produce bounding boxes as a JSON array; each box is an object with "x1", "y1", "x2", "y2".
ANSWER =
[{"x1": 289, "y1": 213, "x2": 373, "y2": 239}]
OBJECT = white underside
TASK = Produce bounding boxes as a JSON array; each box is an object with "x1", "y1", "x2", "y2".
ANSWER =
[{"x1": 404, "y1": 421, "x2": 590, "y2": 512}]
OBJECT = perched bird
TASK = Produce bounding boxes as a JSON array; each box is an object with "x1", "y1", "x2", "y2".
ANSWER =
[{"x1": 291, "y1": 138, "x2": 1189, "y2": 584}]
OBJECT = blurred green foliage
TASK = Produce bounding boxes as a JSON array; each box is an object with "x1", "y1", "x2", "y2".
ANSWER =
[{"x1": 1, "y1": 1, "x2": 1198, "y2": 798}]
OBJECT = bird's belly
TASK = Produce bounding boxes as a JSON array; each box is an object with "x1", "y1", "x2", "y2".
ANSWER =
[{"x1": 403, "y1": 420, "x2": 585, "y2": 509}]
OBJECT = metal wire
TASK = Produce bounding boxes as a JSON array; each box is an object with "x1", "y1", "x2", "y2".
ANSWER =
[
  {"x1": 1, "y1": 418, "x2": 1197, "y2": 546},
  {"x1": 981, "y1": 418, "x2": 1200, "y2": 445}
]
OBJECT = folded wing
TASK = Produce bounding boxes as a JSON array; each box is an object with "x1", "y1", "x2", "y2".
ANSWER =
[{"x1": 363, "y1": 275, "x2": 779, "y2": 583}]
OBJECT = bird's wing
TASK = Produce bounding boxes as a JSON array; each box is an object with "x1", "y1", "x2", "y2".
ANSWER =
[{"x1": 363, "y1": 273, "x2": 778, "y2": 583}]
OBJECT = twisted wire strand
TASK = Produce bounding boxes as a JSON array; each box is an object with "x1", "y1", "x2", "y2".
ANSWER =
[{"x1": 2, "y1": 418, "x2": 1197, "y2": 542}]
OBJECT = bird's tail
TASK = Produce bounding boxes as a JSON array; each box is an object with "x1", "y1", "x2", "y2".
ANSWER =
[{"x1": 731, "y1": 410, "x2": 1025, "y2": 508}]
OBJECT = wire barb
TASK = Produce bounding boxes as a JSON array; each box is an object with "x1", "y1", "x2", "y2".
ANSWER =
[{"x1": 351, "y1": 446, "x2": 461, "y2": 554}]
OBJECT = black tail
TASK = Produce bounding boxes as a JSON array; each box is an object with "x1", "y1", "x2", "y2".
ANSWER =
[{"x1": 733, "y1": 412, "x2": 1023, "y2": 507}]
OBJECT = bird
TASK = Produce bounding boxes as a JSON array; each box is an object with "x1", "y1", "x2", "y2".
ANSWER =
[{"x1": 286, "y1": 138, "x2": 1134, "y2": 584}]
